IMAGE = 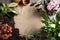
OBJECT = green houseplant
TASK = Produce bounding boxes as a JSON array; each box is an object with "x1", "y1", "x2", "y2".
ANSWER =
[
  {"x1": 0, "y1": 3, "x2": 17, "y2": 16},
  {"x1": 0, "y1": 3, "x2": 17, "y2": 24},
  {"x1": 41, "y1": 10, "x2": 60, "y2": 40}
]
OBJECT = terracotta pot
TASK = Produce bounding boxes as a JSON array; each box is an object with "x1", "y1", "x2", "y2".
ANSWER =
[
  {"x1": 13, "y1": 0, "x2": 21, "y2": 3},
  {"x1": 22, "y1": 0, "x2": 30, "y2": 5}
]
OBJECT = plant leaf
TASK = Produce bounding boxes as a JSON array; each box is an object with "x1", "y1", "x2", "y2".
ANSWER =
[
  {"x1": 41, "y1": 13, "x2": 50, "y2": 21},
  {"x1": 2, "y1": 3, "x2": 6, "y2": 7},
  {"x1": 9, "y1": 9, "x2": 18, "y2": 15},
  {"x1": 56, "y1": 11, "x2": 60, "y2": 21},
  {"x1": 8, "y1": 2, "x2": 18, "y2": 7}
]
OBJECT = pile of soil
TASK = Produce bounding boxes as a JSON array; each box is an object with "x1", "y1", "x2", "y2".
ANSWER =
[{"x1": 0, "y1": 13, "x2": 25, "y2": 40}]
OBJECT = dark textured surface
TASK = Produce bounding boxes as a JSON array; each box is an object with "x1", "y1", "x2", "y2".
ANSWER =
[{"x1": 0, "y1": 13, "x2": 25, "y2": 40}]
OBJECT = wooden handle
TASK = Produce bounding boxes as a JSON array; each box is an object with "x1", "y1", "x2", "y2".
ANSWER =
[
  {"x1": 13, "y1": 0, "x2": 21, "y2": 3},
  {"x1": 22, "y1": 0, "x2": 30, "y2": 5}
]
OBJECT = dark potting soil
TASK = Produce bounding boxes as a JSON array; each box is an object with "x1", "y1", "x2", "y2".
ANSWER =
[{"x1": 0, "y1": 13, "x2": 26, "y2": 40}]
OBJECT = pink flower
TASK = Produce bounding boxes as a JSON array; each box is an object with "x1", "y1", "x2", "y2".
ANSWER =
[
  {"x1": 47, "y1": 0, "x2": 59, "y2": 11},
  {"x1": 8, "y1": 27, "x2": 12, "y2": 32},
  {"x1": 53, "y1": 5, "x2": 59, "y2": 10}
]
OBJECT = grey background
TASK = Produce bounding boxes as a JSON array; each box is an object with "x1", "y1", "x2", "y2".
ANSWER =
[
  {"x1": 0, "y1": 0, "x2": 38, "y2": 3},
  {"x1": 0, "y1": 0, "x2": 60, "y2": 4},
  {"x1": 30, "y1": 0, "x2": 38, "y2": 3}
]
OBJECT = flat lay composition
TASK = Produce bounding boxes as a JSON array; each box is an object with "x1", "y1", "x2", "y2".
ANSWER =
[{"x1": 0, "y1": 0, "x2": 60, "y2": 40}]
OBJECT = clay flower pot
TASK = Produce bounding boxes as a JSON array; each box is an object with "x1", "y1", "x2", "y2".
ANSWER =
[
  {"x1": 22, "y1": 0, "x2": 30, "y2": 5},
  {"x1": 13, "y1": 0, "x2": 21, "y2": 4}
]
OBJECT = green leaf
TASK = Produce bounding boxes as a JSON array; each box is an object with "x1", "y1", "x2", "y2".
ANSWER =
[
  {"x1": 41, "y1": 20, "x2": 49, "y2": 26},
  {"x1": 9, "y1": 9, "x2": 18, "y2": 15},
  {"x1": 41, "y1": 13, "x2": 50, "y2": 21},
  {"x1": 8, "y1": 2, "x2": 18, "y2": 7},
  {"x1": 56, "y1": 11, "x2": 60, "y2": 21},
  {"x1": 2, "y1": 3, "x2": 6, "y2": 7},
  {"x1": 0, "y1": 3, "x2": 17, "y2": 16},
  {"x1": 47, "y1": 32, "x2": 52, "y2": 38}
]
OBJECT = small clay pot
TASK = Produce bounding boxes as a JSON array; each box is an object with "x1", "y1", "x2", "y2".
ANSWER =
[
  {"x1": 22, "y1": 0, "x2": 30, "y2": 5},
  {"x1": 13, "y1": 0, "x2": 21, "y2": 4}
]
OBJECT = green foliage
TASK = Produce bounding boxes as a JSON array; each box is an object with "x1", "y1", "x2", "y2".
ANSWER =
[
  {"x1": 8, "y1": 2, "x2": 18, "y2": 7},
  {"x1": 41, "y1": 13, "x2": 50, "y2": 26},
  {"x1": 41, "y1": 13, "x2": 50, "y2": 21},
  {"x1": 56, "y1": 11, "x2": 60, "y2": 21},
  {"x1": 25, "y1": 31, "x2": 41, "y2": 40},
  {"x1": 0, "y1": 3, "x2": 17, "y2": 16},
  {"x1": 41, "y1": 11, "x2": 60, "y2": 40}
]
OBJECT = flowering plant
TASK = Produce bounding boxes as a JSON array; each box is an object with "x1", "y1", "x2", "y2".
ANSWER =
[
  {"x1": 0, "y1": 24, "x2": 12, "y2": 40},
  {"x1": 47, "y1": 0, "x2": 59, "y2": 11},
  {"x1": 42, "y1": 0, "x2": 59, "y2": 15},
  {"x1": 41, "y1": 10, "x2": 60, "y2": 40}
]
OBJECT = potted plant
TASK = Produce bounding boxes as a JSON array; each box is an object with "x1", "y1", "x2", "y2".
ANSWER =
[
  {"x1": 41, "y1": 10, "x2": 60, "y2": 40},
  {"x1": 0, "y1": 3, "x2": 17, "y2": 24}
]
